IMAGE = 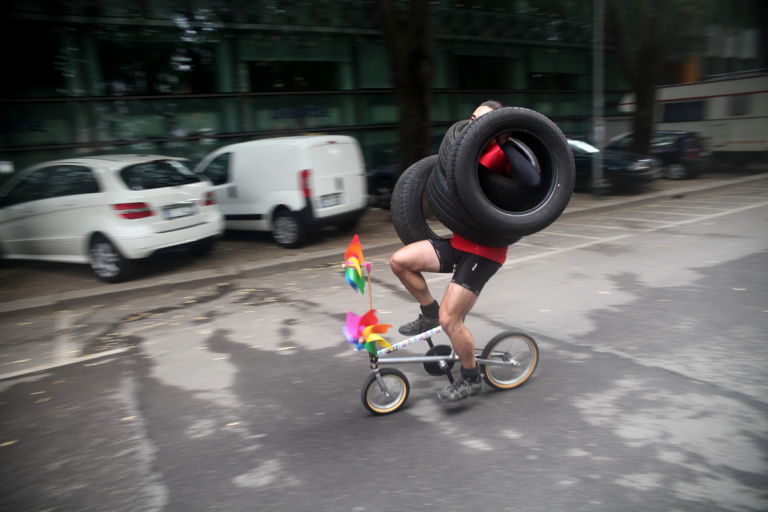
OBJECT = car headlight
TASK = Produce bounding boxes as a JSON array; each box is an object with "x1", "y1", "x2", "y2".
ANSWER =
[{"x1": 628, "y1": 160, "x2": 652, "y2": 171}]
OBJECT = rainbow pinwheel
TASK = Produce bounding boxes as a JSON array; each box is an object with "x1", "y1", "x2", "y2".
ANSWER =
[
  {"x1": 343, "y1": 309, "x2": 392, "y2": 355},
  {"x1": 343, "y1": 234, "x2": 366, "y2": 294}
]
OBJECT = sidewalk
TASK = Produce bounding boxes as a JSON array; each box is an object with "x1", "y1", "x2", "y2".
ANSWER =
[{"x1": 1, "y1": 170, "x2": 767, "y2": 314}]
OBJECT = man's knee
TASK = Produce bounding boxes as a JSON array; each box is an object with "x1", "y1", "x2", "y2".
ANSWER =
[
  {"x1": 439, "y1": 309, "x2": 463, "y2": 336},
  {"x1": 389, "y1": 250, "x2": 407, "y2": 275}
]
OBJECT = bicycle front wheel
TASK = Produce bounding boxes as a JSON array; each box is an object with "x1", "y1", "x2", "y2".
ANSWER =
[
  {"x1": 361, "y1": 368, "x2": 410, "y2": 415},
  {"x1": 480, "y1": 331, "x2": 539, "y2": 390}
]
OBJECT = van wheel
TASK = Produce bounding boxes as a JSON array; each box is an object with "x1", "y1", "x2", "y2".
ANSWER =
[
  {"x1": 272, "y1": 209, "x2": 308, "y2": 248},
  {"x1": 89, "y1": 234, "x2": 134, "y2": 283}
]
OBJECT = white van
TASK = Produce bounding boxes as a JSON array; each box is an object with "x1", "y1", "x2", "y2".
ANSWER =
[{"x1": 194, "y1": 135, "x2": 368, "y2": 248}]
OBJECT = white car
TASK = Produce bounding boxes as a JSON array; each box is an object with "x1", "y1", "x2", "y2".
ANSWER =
[{"x1": 0, "y1": 155, "x2": 224, "y2": 282}]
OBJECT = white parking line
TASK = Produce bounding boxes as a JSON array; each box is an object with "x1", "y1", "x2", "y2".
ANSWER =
[
  {"x1": 558, "y1": 222, "x2": 633, "y2": 231},
  {"x1": 503, "y1": 234, "x2": 633, "y2": 267},
  {"x1": 640, "y1": 210, "x2": 703, "y2": 216},
  {"x1": 611, "y1": 217, "x2": 672, "y2": 224},
  {"x1": 503, "y1": 201, "x2": 768, "y2": 267},
  {"x1": 536, "y1": 231, "x2": 604, "y2": 240},
  {"x1": 651, "y1": 200, "x2": 768, "y2": 228}
]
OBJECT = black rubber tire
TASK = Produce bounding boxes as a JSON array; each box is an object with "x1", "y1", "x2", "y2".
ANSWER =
[
  {"x1": 189, "y1": 237, "x2": 215, "y2": 257},
  {"x1": 361, "y1": 368, "x2": 410, "y2": 415},
  {"x1": 478, "y1": 169, "x2": 536, "y2": 211},
  {"x1": 438, "y1": 119, "x2": 470, "y2": 175},
  {"x1": 446, "y1": 107, "x2": 575, "y2": 236},
  {"x1": 480, "y1": 331, "x2": 539, "y2": 390},
  {"x1": 89, "y1": 234, "x2": 134, "y2": 283},
  {"x1": 391, "y1": 155, "x2": 450, "y2": 245},
  {"x1": 271, "y1": 208, "x2": 308, "y2": 249},
  {"x1": 426, "y1": 163, "x2": 521, "y2": 247}
]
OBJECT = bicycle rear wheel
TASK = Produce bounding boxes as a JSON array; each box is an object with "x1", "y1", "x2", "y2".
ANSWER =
[
  {"x1": 361, "y1": 368, "x2": 410, "y2": 415},
  {"x1": 480, "y1": 331, "x2": 539, "y2": 390}
]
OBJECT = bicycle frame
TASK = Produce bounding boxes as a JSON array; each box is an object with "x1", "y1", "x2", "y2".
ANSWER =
[{"x1": 368, "y1": 326, "x2": 523, "y2": 369}]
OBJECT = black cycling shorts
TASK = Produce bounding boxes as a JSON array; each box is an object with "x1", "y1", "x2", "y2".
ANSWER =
[{"x1": 429, "y1": 238, "x2": 502, "y2": 296}]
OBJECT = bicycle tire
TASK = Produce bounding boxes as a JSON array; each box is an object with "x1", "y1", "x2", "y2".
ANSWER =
[
  {"x1": 361, "y1": 368, "x2": 410, "y2": 415},
  {"x1": 480, "y1": 331, "x2": 539, "y2": 390}
]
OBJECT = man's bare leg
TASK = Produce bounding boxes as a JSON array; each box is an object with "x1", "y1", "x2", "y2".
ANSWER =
[
  {"x1": 439, "y1": 282, "x2": 479, "y2": 369},
  {"x1": 389, "y1": 241, "x2": 441, "y2": 305}
]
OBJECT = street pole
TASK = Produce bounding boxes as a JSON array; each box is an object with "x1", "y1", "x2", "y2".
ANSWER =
[{"x1": 592, "y1": 0, "x2": 606, "y2": 194}]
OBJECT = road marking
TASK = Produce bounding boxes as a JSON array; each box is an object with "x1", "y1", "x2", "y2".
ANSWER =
[
  {"x1": 535, "y1": 231, "x2": 604, "y2": 240},
  {"x1": 503, "y1": 234, "x2": 634, "y2": 267},
  {"x1": 559, "y1": 222, "x2": 633, "y2": 231},
  {"x1": 503, "y1": 201, "x2": 768, "y2": 268},
  {"x1": 611, "y1": 217, "x2": 673, "y2": 224},
  {"x1": 651, "y1": 200, "x2": 768, "y2": 228},
  {"x1": 640, "y1": 210, "x2": 702, "y2": 217}
]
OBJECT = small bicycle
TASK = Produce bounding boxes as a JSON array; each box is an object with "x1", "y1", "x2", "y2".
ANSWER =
[
  {"x1": 360, "y1": 326, "x2": 539, "y2": 415},
  {"x1": 340, "y1": 236, "x2": 539, "y2": 415}
]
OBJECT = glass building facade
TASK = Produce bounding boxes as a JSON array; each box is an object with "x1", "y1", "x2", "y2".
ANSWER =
[{"x1": 0, "y1": 0, "x2": 631, "y2": 175}]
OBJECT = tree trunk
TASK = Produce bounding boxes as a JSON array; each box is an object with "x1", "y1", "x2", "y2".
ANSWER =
[
  {"x1": 631, "y1": 42, "x2": 657, "y2": 155},
  {"x1": 375, "y1": 0, "x2": 434, "y2": 175}
]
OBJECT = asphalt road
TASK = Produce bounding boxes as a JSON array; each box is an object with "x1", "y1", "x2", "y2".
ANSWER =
[{"x1": 1, "y1": 180, "x2": 766, "y2": 511}]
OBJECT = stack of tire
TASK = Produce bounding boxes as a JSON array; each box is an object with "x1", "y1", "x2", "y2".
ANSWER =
[{"x1": 391, "y1": 107, "x2": 575, "y2": 247}]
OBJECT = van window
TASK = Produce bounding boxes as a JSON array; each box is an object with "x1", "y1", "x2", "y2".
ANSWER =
[
  {"x1": 200, "y1": 153, "x2": 231, "y2": 186},
  {"x1": 662, "y1": 100, "x2": 705, "y2": 122},
  {"x1": 120, "y1": 160, "x2": 200, "y2": 190}
]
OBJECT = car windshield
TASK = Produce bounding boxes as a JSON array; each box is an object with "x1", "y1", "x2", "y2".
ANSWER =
[
  {"x1": 120, "y1": 160, "x2": 200, "y2": 190},
  {"x1": 569, "y1": 140, "x2": 599, "y2": 154}
]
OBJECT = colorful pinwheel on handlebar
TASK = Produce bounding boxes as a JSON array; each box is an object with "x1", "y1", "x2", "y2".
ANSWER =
[{"x1": 340, "y1": 235, "x2": 391, "y2": 354}]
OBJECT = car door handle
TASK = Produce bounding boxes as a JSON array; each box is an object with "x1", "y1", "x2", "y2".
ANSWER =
[{"x1": 226, "y1": 185, "x2": 238, "y2": 199}]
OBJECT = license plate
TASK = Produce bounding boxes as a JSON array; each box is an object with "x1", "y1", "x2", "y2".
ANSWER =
[
  {"x1": 319, "y1": 193, "x2": 343, "y2": 208},
  {"x1": 163, "y1": 204, "x2": 197, "y2": 220}
]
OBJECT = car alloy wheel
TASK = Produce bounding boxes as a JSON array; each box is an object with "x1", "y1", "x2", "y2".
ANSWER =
[{"x1": 89, "y1": 235, "x2": 132, "y2": 282}]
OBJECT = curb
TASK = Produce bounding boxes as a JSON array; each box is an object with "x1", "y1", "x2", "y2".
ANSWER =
[{"x1": 1, "y1": 172, "x2": 766, "y2": 315}]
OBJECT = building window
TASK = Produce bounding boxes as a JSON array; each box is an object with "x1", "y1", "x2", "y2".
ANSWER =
[
  {"x1": 99, "y1": 41, "x2": 216, "y2": 95},
  {"x1": 528, "y1": 72, "x2": 576, "y2": 91},
  {"x1": 455, "y1": 56, "x2": 513, "y2": 90},
  {"x1": 662, "y1": 100, "x2": 705, "y2": 122},
  {"x1": 0, "y1": 32, "x2": 65, "y2": 97},
  {"x1": 248, "y1": 61, "x2": 340, "y2": 92}
]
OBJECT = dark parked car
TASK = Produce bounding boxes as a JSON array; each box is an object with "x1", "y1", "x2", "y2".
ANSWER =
[
  {"x1": 605, "y1": 130, "x2": 712, "y2": 179},
  {"x1": 569, "y1": 139, "x2": 659, "y2": 192},
  {"x1": 366, "y1": 161, "x2": 399, "y2": 209}
]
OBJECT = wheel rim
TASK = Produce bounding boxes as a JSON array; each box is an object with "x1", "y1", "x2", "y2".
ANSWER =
[
  {"x1": 366, "y1": 374, "x2": 407, "y2": 413},
  {"x1": 483, "y1": 334, "x2": 538, "y2": 388},
  {"x1": 90, "y1": 241, "x2": 121, "y2": 278},
  {"x1": 665, "y1": 164, "x2": 685, "y2": 179},
  {"x1": 273, "y1": 214, "x2": 298, "y2": 245}
]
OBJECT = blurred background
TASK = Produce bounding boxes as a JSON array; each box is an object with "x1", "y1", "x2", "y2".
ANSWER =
[{"x1": 0, "y1": 0, "x2": 765, "y2": 181}]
